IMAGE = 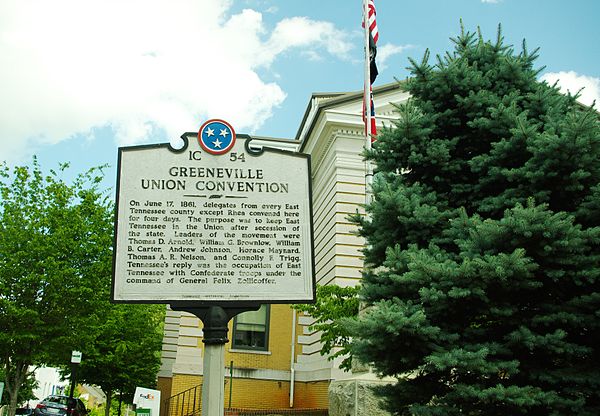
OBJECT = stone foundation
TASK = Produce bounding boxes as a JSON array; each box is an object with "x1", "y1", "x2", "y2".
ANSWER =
[{"x1": 328, "y1": 377, "x2": 392, "y2": 416}]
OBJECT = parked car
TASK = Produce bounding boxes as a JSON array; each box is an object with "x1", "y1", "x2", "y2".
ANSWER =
[
  {"x1": 34, "y1": 395, "x2": 88, "y2": 416},
  {"x1": 16, "y1": 408, "x2": 34, "y2": 416}
]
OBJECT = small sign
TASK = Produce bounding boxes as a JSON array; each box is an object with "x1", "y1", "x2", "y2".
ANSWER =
[
  {"x1": 112, "y1": 124, "x2": 315, "y2": 304},
  {"x1": 71, "y1": 351, "x2": 82, "y2": 364},
  {"x1": 133, "y1": 387, "x2": 160, "y2": 416}
]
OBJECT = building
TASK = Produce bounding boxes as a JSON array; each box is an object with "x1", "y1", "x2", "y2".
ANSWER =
[
  {"x1": 31, "y1": 367, "x2": 68, "y2": 406},
  {"x1": 156, "y1": 81, "x2": 408, "y2": 414}
]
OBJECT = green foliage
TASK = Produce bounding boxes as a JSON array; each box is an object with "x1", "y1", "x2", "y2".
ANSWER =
[
  {"x1": 293, "y1": 285, "x2": 360, "y2": 371},
  {"x1": 74, "y1": 303, "x2": 165, "y2": 402},
  {"x1": 77, "y1": 391, "x2": 103, "y2": 416},
  {"x1": 350, "y1": 24, "x2": 600, "y2": 415},
  {"x1": 0, "y1": 369, "x2": 36, "y2": 407},
  {"x1": 0, "y1": 159, "x2": 164, "y2": 416},
  {"x1": 0, "y1": 159, "x2": 113, "y2": 416},
  {"x1": 80, "y1": 388, "x2": 126, "y2": 416},
  {"x1": 86, "y1": 405, "x2": 106, "y2": 416},
  {"x1": 71, "y1": 303, "x2": 164, "y2": 416}
]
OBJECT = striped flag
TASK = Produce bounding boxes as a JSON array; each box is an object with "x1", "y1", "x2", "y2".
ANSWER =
[
  {"x1": 363, "y1": 0, "x2": 379, "y2": 43},
  {"x1": 363, "y1": 0, "x2": 379, "y2": 141}
]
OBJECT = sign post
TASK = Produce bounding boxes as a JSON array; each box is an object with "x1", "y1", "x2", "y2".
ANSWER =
[
  {"x1": 69, "y1": 351, "x2": 82, "y2": 400},
  {"x1": 169, "y1": 306, "x2": 257, "y2": 416},
  {"x1": 112, "y1": 120, "x2": 315, "y2": 415}
]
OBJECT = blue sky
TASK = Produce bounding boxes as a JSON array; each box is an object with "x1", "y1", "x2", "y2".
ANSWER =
[{"x1": 1, "y1": 0, "x2": 598, "y2": 191}]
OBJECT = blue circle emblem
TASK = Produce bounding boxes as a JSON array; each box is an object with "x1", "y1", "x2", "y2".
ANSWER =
[{"x1": 198, "y1": 119, "x2": 236, "y2": 155}]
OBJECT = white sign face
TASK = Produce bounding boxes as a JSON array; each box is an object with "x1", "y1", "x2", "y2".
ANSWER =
[
  {"x1": 71, "y1": 351, "x2": 82, "y2": 364},
  {"x1": 112, "y1": 133, "x2": 315, "y2": 304},
  {"x1": 133, "y1": 387, "x2": 160, "y2": 416}
]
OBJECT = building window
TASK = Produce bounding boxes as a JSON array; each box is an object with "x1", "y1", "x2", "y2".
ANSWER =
[{"x1": 232, "y1": 305, "x2": 270, "y2": 351}]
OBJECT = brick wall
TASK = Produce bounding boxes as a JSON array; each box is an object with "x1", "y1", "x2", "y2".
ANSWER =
[
  {"x1": 291, "y1": 381, "x2": 329, "y2": 409},
  {"x1": 225, "y1": 304, "x2": 293, "y2": 371},
  {"x1": 226, "y1": 378, "x2": 290, "y2": 409},
  {"x1": 170, "y1": 374, "x2": 202, "y2": 396},
  {"x1": 164, "y1": 374, "x2": 329, "y2": 412}
]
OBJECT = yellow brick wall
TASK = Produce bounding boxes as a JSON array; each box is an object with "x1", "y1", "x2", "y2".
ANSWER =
[
  {"x1": 175, "y1": 304, "x2": 302, "y2": 371},
  {"x1": 164, "y1": 374, "x2": 204, "y2": 416},
  {"x1": 226, "y1": 378, "x2": 291, "y2": 409},
  {"x1": 292, "y1": 381, "x2": 330, "y2": 409},
  {"x1": 227, "y1": 379, "x2": 329, "y2": 409},
  {"x1": 165, "y1": 374, "x2": 329, "y2": 411},
  {"x1": 224, "y1": 304, "x2": 293, "y2": 371},
  {"x1": 157, "y1": 376, "x2": 173, "y2": 416},
  {"x1": 170, "y1": 374, "x2": 203, "y2": 396},
  {"x1": 161, "y1": 305, "x2": 329, "y2": 413}
]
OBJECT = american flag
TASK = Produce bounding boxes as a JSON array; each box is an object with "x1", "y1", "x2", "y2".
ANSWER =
[
  {"x1": 364, "y1": 0, "x2": 379, "y2": 44},
  {"x1": 363, "y1": 0, "x2": 378, "y2": 141}
]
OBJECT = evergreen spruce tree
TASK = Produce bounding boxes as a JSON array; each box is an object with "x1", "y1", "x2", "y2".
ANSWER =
[{"x1": 350, "y1": 24, "x2": 600, "y2": 415}]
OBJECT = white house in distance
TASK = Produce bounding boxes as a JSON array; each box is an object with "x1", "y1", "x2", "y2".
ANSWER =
[{"x1": 31, "y1": 367, "x2": 68, "y2": 406}]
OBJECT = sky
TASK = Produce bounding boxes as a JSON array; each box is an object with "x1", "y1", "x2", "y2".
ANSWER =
[{"x1": 1, "y1": 0, "x2": 598, "y2": 192}]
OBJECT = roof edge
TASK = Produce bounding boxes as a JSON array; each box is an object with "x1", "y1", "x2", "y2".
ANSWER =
[{"x1": 297, "y1": 80, "x2": 406, "y2": 152}]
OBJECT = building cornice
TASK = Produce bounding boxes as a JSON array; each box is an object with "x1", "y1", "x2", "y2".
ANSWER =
[{"x1": 297, "y1": 81, "x2": 406, "y2": 152}]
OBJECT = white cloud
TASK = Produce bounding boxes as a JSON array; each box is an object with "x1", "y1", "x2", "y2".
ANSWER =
[
  {"x1": 540, "y1": 71, "x2": 600, "y2": 107},
  {"x1": 376, "y1": 43, "x2": 414, "y2": 71},
  {"x1": 481, "y1": 0, "x2": 501, "y2": 4},
  {"x1": 0, "y1": 0, "x2": 352, "y2": 162},
  {"x1": 265, "y1": 17, "x2": 352, "y2": 64}
]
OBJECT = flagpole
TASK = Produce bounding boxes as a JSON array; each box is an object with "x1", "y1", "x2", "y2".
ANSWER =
[{"x1": 363, "y1": 0, "x2": 373, "y2": 206}]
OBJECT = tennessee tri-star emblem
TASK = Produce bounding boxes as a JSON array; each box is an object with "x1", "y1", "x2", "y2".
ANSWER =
[{"x1": 198, "y1": 119, "x2": 236, "y2": 155}]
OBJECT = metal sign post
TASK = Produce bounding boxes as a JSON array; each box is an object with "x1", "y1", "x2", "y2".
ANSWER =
[
  {"x1": 69, "y1": 351, "x2": 82, "y2": 400},
  {"x1": 171, "y1": 305, "x2": 258, "y2": 415},
  {"x1": 111, "y1": 119, "x2": 316, "y2": 414}
]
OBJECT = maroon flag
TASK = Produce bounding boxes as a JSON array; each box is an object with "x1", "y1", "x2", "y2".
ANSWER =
[{"x1": 362, "y1": 86, "x2": 377, "y2": 142}]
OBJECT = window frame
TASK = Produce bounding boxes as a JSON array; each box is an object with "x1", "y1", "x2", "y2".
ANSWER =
[{"x1": 231, "y1": 304, "x2": 270, "y2": 351}]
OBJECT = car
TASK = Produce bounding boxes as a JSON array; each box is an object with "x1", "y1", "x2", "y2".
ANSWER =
[
  {"x1": 34, "y1": 395, "x2": 88, "y2": 416},
  {"x1": 16, "y1": 408, "x2": 34, "y2": 416}
]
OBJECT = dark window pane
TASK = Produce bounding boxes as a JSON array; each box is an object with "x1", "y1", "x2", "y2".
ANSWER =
[{"x1": 232, "y1": 305, "x2": 269, "y2": 350}]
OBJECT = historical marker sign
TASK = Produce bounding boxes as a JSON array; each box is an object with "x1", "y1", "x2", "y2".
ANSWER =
[{"x1": 112, "y1": 123, "x2": 315, "y2": 304}]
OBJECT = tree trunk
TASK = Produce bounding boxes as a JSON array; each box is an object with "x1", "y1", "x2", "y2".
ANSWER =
[
  {"x1": 8, "y1": 386, "x2": 20, "y2": 416},
  {"x1": 3, "y1": 359, "x2": 29, "y2": 416},
  {"x1": 104, "y1": 388, "x2": 112, "y2": 416}
]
